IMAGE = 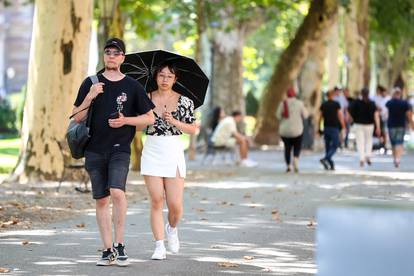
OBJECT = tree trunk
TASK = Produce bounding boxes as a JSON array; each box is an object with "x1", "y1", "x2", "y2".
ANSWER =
[
  {"x1": 96, "y1": 0, "x2": 123, "y2": 70},
  {"x1": 211, "y1": 29, "x2": 245, "y2": 115},
  {"x1": 376, "y1": 39, "x2": 411, "y2": 92},
  {"x1": 298, "y1": 37, "x2": 328, "y2": 149},
  {"x1": 326, "y1": 21, "x2": 340, "y2": 88},
  {"x1": 389, "y1": 39, "x2": 412, "y2": 91},
  {"x1": 188, "y1": 0, "x2": 207, "y2": 161},
  {"x1": 357, "y1": 0, "x2": 370, "y2": 87},
  {"x1": 130, "y1": 132, "x2": 143, "y2": 171},
  {"x1": 12, "y1": 0, "x2": 92, "y2": 182},
  {"x1": 254, "y1": 0, "x2": 338, "y2": 145},
  {"x1": 376, "y1": 41, "x2": 392, "y2": 89},
  {"x1": 344, "y1": 0, "x2": 369, "y2": 95}
]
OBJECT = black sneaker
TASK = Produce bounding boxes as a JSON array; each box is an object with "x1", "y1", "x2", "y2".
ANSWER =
[
  {"x1": 319, "y1": 159, "x2": 329, "y2": 170},
  {"x1": 113, "y1": 243, "x2": 129, "y2": 266},
  {"x1": 96, "y1": 248, "x2": 117, "y2": 266},
  {"x1": 328, "y1": 160, "x2": 335, "y2": 170}
]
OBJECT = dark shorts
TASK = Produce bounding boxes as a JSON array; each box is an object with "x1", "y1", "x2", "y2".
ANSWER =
[
  {"x1": 85, "y1": 150, "x2": 130, "y2": 199},
  {"x1": 388, "y1": 127, "x2": 405, "y2": 146}
]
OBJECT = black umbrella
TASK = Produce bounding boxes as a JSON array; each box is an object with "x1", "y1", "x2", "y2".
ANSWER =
[{"x1": 116, "y1": 50, "x2": 209, "y2": 109}]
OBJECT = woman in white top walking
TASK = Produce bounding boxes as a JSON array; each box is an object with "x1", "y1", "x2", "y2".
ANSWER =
[
  {"x1": 276, "y1": 88, "x2": 308, "y2": 172},
  {"x1": 141, "y1": 62, "x2": 197, "y2": 260}
]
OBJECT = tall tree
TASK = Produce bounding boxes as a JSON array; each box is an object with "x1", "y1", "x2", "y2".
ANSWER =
[
  {"x1": 96, "y1": 0, "x2": 124, "y2": 70},
  {"x1": 12, "y1": 0, "x2": 93, "y2": 182},
  {"x1": 255, "y1": 0, "x2": 338, "y2": 145},
  {"x1": 344, "y1": 0, "x2": 369, "y2": 95},
  {"x1": 209, "y1": 1, "x2": 270, "y2": 115},
  {"x1": 297, "y1": 36, "x2": 328, "y2": 148},
  {"x1": 326, "y1": 20, "x2": 340, "y2": 88},
  {"x1": 370, "y1": 0, "x2": 414, "y2": 91}
]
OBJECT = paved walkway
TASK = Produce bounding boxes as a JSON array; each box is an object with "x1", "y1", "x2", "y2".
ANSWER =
[{"x1": 1, "y1": 148, "x2": 414, "y2": 275}]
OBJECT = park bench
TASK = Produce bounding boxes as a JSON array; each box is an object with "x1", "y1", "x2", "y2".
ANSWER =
[{"x1": 56, "y1": 141, "x2": 90, "y2": 193}]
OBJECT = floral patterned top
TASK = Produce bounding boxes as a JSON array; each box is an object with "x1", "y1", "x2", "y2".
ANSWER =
[{"x1": 146, "y1": 95, "x2": 195, "y2": 136}]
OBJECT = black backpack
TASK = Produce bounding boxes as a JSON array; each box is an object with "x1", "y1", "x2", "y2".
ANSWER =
[{"x1": 66, "y1": 75, "x2": 98, "y2": 159}]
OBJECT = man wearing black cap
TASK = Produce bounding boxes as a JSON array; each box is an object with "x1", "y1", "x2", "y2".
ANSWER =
[{"x1": 72, "y1": 38, "x2": 155, "y2": 266}]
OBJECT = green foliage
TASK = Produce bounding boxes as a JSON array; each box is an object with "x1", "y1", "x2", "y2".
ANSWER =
[
  {"x1": 119, "y1": 0, "x2": 164, "y2": 39},
  {"x1": 370, "y1": 0, "x2": 414, "y2": 45},
  {"x1": 0, "y1": 97, "x2": 16, "y2": 133},
  {"x1": 245, "y1": 90, "x2": 259, "y2": 116},
  {"x1": 0, "y1": 136, "x2": 20, "y2": 174},
  {"x1": 244, "y1": 1, "x2": 307, "y2": 98},
  {"x1": 15, "y1": 86, "x2": 26, "y2": 132}
]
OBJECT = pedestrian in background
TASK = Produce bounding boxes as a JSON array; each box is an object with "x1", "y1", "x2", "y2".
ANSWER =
[
  {"x1": 276, "y1": 87, "x2": 308, "y2": 172},
  {"x1": 348, "y1": 88, "x2": 381, "y2": 167},
  {"x1": 318, "y1": 90, "x2": 346, "y2": 170}
]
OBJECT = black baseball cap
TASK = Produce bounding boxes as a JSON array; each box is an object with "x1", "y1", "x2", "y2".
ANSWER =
[{"x1": 104, "y1": 38, "x2": 126, "y2": 53}]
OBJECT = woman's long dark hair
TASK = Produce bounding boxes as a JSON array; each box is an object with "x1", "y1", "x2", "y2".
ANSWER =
[{"x1": 210, "y1": 106, "x2": 223, "y2": 131}]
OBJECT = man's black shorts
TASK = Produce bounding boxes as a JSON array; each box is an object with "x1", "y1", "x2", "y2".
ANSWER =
[{"x1": 84, "y1": 151, "x2": 130, "y2": 199}]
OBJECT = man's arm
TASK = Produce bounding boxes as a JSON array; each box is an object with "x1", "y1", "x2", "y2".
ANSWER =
[
  {"x1": 374, "y1": 110, "x2": 381, "y2": 136},
  {"x1": 317, "y1": 111, "x2": 323, "y2": 134},
  {"x1": 407, "y1": 110, "x2": 414, "y2": 129},
  {"x1": 337, "y1": 109, "x2": 346, "y2": 130},
  {"x1": 72, "y1": 82, "x2": 104, "y2": 123},
  {"x1": 109, "y1": 110, "x2": 155, "y2": 129}
]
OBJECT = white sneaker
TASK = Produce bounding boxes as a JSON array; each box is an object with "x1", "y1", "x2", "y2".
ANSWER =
[
  {"x1": 165, "y1": 223, "x2": 180, "y2": 253},
  {"x1": 151, "y1": 246, "x2": 166, "y2": 260},
  {"x1": 240, "y1": 159, "x2": 258, "y2": 167}
]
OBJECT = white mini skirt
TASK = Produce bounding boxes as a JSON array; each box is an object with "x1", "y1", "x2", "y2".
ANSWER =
[{"x1": 141, "y1": 135, "x2": 186, "y2": 178}]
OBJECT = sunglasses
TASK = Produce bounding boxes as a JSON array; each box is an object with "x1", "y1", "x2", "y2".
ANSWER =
[{"x1": 104, "y1": 49, "x2": 124, "y2": 57}]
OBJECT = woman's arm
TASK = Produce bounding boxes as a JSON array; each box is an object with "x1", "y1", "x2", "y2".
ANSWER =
[{"x1": 164, "y1": 112, "x2": 198, "y2": 135}]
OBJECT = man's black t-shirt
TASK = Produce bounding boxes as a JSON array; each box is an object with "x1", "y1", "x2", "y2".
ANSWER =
[
  {"x1": 320, "y1": 100, "x2": 341, "y2": 129},
  {"x1": 74, "y1": 74, "x2": 155, "y2": 154},
  {"x1": 348, "y1": 99, "x2": 377, "y2": 124}
]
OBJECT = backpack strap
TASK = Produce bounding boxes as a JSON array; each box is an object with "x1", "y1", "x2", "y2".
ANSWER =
[
  {"x1": 69, "y1": 75, "x2": 99, "y2": 119},
  {"x1": 89, "y1": 75, "x2": 99, "y2": 85}
]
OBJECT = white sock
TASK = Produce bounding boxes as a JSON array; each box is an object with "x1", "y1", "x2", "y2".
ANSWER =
[
  {"x1": 167, "y1": 223, "x2": 176, "y2": 234},
  {"x1": 155, "y1": 240, "x2": 165, "y2": 248}
]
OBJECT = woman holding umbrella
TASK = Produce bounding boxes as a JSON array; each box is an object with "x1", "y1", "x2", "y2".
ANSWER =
[{"x1": 141, "y1": 62, "x2": 197, "y2": 260}]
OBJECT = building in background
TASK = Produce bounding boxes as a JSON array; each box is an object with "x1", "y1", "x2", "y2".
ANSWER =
[{"x1": 0, "y1": 0, "x2": 33, "y2": 97}]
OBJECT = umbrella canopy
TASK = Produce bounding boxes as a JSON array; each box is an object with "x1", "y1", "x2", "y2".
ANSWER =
[{"x1": 103, "y1": 50, "x2": 209, "y2": 109}]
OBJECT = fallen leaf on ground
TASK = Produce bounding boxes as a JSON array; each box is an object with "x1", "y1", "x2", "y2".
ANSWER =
[
  {"x1": 22, "y1": 240, "x2": 30, "y2": 245},
  {"x1": 218, "y1": 262, "x2": 239, "y2": 268},
  {"x1": 307, "y1": 220, "x2": 317, "y2": 228},
  {"x1": 0, "y1": 267, "x2": 10, "y2": 273},
  {"x1": 271, "y1": 209, "x2": 281, "y2": 222},
  {"x1": 243, "y1": 255, "x2": 254, "y2": 260},
  {"x1": 1, "y1": 219, "x2": 19, "y2": 228},
  {"x1": 76, "y1": 223, "x2": 86, "y2": 228}
]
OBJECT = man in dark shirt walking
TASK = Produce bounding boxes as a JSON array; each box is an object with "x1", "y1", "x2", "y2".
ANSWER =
[
  {"x1": 72, "y1": 38, "x2": 155, "y2": 266},
  {"x1": 318, "y1": 90, "x2": 346, "y2": 170},
  {"x1": 385, "y1": 87, "x2": 414, "y2": 167}
]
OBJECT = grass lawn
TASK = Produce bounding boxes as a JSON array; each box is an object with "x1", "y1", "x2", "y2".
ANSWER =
[{"x1": 0, "y1": 136, "x2": 20, "y2": 174}]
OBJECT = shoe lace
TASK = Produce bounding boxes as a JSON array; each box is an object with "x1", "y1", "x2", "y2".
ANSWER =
[
  {"x1": 102, "y1": 249, "x2": 117, "y2": 261},
  {"x1": 114, "y1": 243, "x2": 125, "y2": 256}
]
